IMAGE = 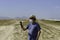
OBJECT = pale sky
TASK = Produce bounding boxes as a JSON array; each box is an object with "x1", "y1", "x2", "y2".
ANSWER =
[{"x1": 0, "y1": 0, "x2": 60, "y2": 19}]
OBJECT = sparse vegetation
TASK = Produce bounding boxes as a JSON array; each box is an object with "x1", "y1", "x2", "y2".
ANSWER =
[
  {"x1": 0, "y1": 19, "x2": 60, "y2": 40},
  {"x1": 0, "y1": 19, "x2": 16, "y2": 26},
  {"x1": 41, "y1": 20, "x2": 60, "y2": 26}
]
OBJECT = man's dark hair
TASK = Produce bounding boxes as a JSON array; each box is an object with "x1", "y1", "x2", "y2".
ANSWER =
[{"x1": 29, "y1": 15, "x2": 36, "y2": 21}]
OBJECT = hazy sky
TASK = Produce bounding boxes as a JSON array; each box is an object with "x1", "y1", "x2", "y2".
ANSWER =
[{"x1": 0, "y1": 0, "x2": 60, "y2": 19}]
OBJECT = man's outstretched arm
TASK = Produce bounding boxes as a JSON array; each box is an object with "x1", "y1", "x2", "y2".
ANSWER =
[{"x1": 20, "y1": 21, "x2": 27, "y2": 31}]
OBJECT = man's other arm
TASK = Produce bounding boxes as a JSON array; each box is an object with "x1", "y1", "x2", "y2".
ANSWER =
[{"x1": 36, "y1": 30, "x2": 41, "y2": 40}]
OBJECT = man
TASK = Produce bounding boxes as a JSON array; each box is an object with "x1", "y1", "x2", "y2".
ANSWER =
[{"x1": 20, "y1": 15, "x2": 41, "y2": 40}]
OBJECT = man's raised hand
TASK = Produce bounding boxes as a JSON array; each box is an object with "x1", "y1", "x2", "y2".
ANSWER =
[{"x1": 20, "y1": 21, "x2": 23, "y2": 25}]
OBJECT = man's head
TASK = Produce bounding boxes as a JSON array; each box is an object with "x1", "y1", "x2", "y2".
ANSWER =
[{"x1": 29, "y1": 15, "x2": 36, "y2": 23}]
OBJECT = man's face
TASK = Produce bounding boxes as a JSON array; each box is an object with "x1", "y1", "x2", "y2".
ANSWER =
[{"x1": 29, "y1": 19, "x2": 33, "y2": 23}]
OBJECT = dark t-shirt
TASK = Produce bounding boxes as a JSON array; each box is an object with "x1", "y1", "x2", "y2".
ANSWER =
[{"x1": 26, "y1": 22, "x2": 41, "y2": 40}]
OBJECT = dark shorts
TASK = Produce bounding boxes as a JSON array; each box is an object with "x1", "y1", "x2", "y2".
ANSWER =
[
  {"x1": 28, "y1": 35, "x2": 37, "y2": 40},
  {"x1": 28, "y1": 36, "x2": 37, "y2": 40}
]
